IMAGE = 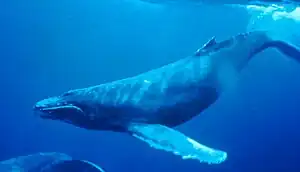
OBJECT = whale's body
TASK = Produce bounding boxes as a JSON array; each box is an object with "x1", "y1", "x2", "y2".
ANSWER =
[
  {"x1": 35, "y1": 32, "x2": 266, "y2": 130},
  {"x1": 59, "y1": 51, "x2": 219, "y2": 130},
  {"x1": 34, "y1": 31, "x2": 300, "y2": 165}
]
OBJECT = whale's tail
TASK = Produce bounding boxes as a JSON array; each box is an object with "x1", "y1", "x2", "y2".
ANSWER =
[
  {"x1": 267, "y1": 41, "x2": 300, "y2": 63},
  {"x1": 250, "y1": 32, "x2": 300, "y2": 63},
  {"x1": 266, "y1": 40, "x2": 300, "y2": 63}
]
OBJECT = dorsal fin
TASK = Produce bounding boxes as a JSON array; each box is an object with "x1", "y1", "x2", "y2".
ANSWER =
[
  {"x1": 203, "y1": 36, "x2": 216, "y2": 49},
  {"x1": 194, "y1": 36, "x2": 217, "y2": 56}
]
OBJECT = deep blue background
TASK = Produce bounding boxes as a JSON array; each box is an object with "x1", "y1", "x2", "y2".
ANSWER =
[{"x1": 1, "y1": 1, "x2": 300, "y2": 172}]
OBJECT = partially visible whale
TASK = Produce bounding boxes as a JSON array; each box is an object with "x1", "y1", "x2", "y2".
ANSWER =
[
  {"x1": 0, "y1": 152, "x2": 106, "y2": 172},
  {"x1": 140, "y1": 0, "x2": 300, "y2": 7},
  {"x1": 33, "y1": 31, "x2": 300, "y2": 164}
]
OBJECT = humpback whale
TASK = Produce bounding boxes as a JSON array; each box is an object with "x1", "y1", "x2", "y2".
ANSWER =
[
  {"x1": 140, "y1": 0, "x2": 300, "y2": 7},
  {"x1": 33, "y1": 31, "x2": 300, "y2": 164},
  {"x1": 0, "y1": 152, "x2": 106, "y2": 172}
]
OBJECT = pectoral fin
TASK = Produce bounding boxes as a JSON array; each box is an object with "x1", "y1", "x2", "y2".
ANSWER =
[{"x1": 127, "y1": 123, "x2": 227, "y2": 164}]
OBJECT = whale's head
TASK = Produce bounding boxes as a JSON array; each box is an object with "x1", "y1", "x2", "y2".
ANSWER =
[{"x1": 33, "y1": 89, "x2": 98, "y2": 129}]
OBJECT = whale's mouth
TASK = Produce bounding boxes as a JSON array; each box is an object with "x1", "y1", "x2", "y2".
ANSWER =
[
  {"x1": 37, "y1": 105, "x2": 84, "y2": 120},
  {"x1": 33, "y1": 97, "x2": 84, "y2": 120}
]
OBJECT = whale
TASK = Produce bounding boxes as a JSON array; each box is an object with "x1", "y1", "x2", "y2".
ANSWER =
[
  {"x1": 0, "y1": 152, "x2": 106, "y2": 172},
  {"x1": 140, "y1": 0, "x2": 300, "y2": 7},
  {"x1": 33, "y1": 30, "x2": 300, "y2": 164}
]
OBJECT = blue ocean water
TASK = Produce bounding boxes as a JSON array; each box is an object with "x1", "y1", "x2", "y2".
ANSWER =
[{"x1": 1, "y1": 0, "x2": 300, "y2": 171}]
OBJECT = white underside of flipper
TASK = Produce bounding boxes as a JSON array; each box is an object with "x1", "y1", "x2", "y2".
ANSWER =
[{"x1": 128, "y1": 123, "x2": 227, "y2": 164}]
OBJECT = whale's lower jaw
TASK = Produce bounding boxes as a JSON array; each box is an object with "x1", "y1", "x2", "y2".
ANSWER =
[{"x1": 33, "y1": 96, "x2": 86, "y2": 121}]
